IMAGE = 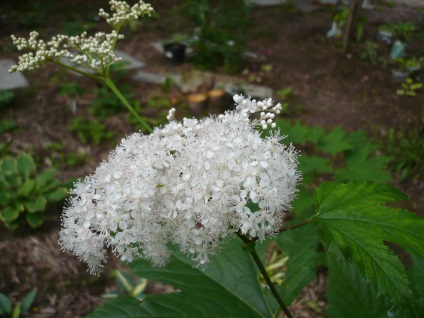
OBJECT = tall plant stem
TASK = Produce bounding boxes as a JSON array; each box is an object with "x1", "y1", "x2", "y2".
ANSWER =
[
  {"x1": 237, "y1": 233, "x2": 293, "y2": 318},
  {"x1": 103, "y1": 77, "x2": 152, "y2": 133}
]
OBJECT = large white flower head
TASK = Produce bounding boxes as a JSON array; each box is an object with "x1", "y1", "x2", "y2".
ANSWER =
[{"x1": 59, "y1": 95, "x2": 301, "y2": 274}]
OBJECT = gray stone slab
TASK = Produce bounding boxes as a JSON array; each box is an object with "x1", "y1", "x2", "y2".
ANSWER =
[
  {"x1": 132, "y1": 71, "x2": 182, "y2": 85},
  {"x1": 0, "y1": 59, "x2": 29, "y2": 91},
  {"x1": 215, "y1": 81, "x2": 273, "y2": 100},
  {"x1": 245, "y1": 0, "x2": 288, "y2": 6},
  {"x1": 61, "y1": 49, "x2": 145, "y2": 76},
  {"x1": 115, "y1": 50, "x2": 145, "y2": 69}
]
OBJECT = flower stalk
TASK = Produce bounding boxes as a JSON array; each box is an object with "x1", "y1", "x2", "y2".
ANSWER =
[{"x1": 238, "y1": 232, "x2": 293, "y2": 318}]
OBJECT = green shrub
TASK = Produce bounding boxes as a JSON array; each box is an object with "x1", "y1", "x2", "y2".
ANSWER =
[{"x1": 0, "y1": 154, "x2": 68, "y2": 230}]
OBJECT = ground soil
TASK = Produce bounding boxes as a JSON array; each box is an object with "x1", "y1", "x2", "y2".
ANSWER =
[{"x1": 0, "y1": 0, "x2": 423, "y2": 317}]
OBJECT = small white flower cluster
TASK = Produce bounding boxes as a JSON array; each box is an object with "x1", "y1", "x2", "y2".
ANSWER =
[
  {"x1": 9, "y1": 1, "x2": 154, "y2": 74},
  {"x1": 99, "y1": 0, "x2": 154, "y2": 28},
  {"x1": 59, "y1": 95, "x2": 301, "y2": 274},
  {"x1": 233, "y1": 94, "x2": 282, "y2": 129}
]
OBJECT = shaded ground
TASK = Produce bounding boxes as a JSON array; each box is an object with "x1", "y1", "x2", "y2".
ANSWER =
[{"x1": 0, "y1": 0, "x2": 423, "y2": 317}]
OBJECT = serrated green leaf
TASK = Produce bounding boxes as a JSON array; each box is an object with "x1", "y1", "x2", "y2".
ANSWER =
[
  {"x1": 275, "y1": 121, "x2": 324, "y2": 145},
  {"x1": 25, "y1": 196, "x2": 47, "y2": 213},
  {"x1": 21, "y1": 288, "x2": 37, "y2": 312},
  {"x1": 327, "y1": 257, "x2": 388, "y2": 318},
  {"x1": 291, "y1": 186, "x2": 315, "y2": 218},
  {"x1": 17, "y1": 154, "x2": 36, "y2": 179},
  {"x1": 25, "y1": 212, "x2": 45, "y2": 228},
  {"x1": 313, "y1": 181, "x2": 424, "y2": 306},
  {"x1": 0, "y1": 293, "x2": 11, "y2": 315},
  {"x1": 18, "y1": 179, "x2": 36, "y2": 197},
  {"x1": 335, "y1": 131, "x2": 392, "y2": 182},
  {"x1": 316, "y1": 126, "x2": 352, "y2": 155},
  {"x1": 2, "y1": 204, "x2": 23, "y2": 222},
  {"x1": 88, "y1": 238, "x2": 276, "y2": 318},
  {"x1": 45, "y1": 187, "x2": 68, "y2": 202},
  {"x1": 298, "y1": 156, "x2": 333, "y2": 184},
  {"x1": 35, "y1": 168, "x2": 57, "y2": 188},
  {"x1": 276, "y1": 224, "x2": 319, "y2": 305}
]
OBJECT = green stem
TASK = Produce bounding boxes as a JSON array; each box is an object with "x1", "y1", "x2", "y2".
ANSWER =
[
  {"x1": 53, "y1": 60, "x2": 103, "y2": 81},
  {"x1": 237, "y1": 233, "x2": 293, "y2": 318},
  {"x1": 279, "y1": 218, "x2": 312, "y2": 233},
  {"x1": 103, "y1": 77, "x2": 152, "y2": 133}
]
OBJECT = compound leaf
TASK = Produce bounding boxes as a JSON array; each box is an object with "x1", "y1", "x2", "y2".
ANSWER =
[
  {"x1": 316, "y1": 126, "x2": 352, "y2": 155},
  {"x1": 88, "y1": 238, "x2": 275, "y2": 318},
  {"x1": 327, "y1": 257, "x2": 388, "y2": 318},
  {"x1": 313, "y1": 181, "x2": 424, "y2": 307}
]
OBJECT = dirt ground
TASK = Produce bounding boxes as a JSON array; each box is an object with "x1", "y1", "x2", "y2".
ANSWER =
[{"x1": 0, "y1": 0, "x2": 423, "y2": 317}]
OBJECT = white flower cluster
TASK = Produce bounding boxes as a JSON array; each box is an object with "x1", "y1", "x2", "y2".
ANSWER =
[
  {"x1": 99, "y1": 0, "x2": 154, "y2": 28},
  {"x1": 59, "y1": 95, "x2": 301, "y2": 274},
  {"x1": 9, "y1": 1, "x2": 154, "y2": 74}
]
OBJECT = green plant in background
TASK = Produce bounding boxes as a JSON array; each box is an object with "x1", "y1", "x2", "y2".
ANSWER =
[
  {"x1": 59, "y1": 82, "x2": 86, "y2": 99},
  {"x1": 360, "y1": 41, "x2": 387, "y2": 68},
  {"x1": 0, "y1": 288, "x2": 37, "y2": 318},
  {"x1": 43, "y1": 142, "x2": 89, "y2": 168},
  {"x1": 0, "y1": 91, "x2": 14, "y2": 110},
  {"x1": 386, "y1": 128, "x2": 424, "y2": 180},
  {"x1": 91, "y1": 84, "x2": 136, "y2": 118},
  {"x1": 395, "y1": 56, "x2": 424, "y2": 73},
  {"x1": 69, "y1": 118, "x2": 115, "y2": 145},
  {"x1": 183, "y1": 0, "x2": 249, "y2": 73},
  {"x1": 103, "y1": 270, "x2": 148, "y2": 301},
  {"x1": 0, "y1": 154, "x2": 68, "y2": 229},
  {"x1": 0, "y1": 120, "x2": 18, "y2": 134},
  {"x1": 380, "y1": 21, "x2": 416, "y2": 43},
  {"x1": 397, "y1": 77, "x2": 423, "y2": 97}
]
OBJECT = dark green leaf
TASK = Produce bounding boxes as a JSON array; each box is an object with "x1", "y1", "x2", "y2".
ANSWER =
[
  {"x1": 21, "y1": 288, "x2": 37, "y2": 312},
  {"x1": 0, "y1": 293, "x2": 11, "y2": 315},
  {"x1": 25, "y1": 196, "x2": 47, "y2": 213},
  {"x1": 276, "y1": 224, "x2": 319, "y2": 305},
  {"x1": 335, "y1": 131, "x2": 392, "y2": 182},
  {"x1": 35, "y1": 168, "x2": 57, "y2": 188},
  {"x1": 313, "y1": 181, "x2": 424, "y2": 306},
  {"x1": 2, "y1": 204, "x2": 23, "y2": 221},
  {"x1": 327, "y1": 257, "x2": 388, "y2": 318},
  {"x1": 5, "y1": 174, "x2": 22, "y2": 188},
  {"x1": 89, "y1": 238, "x2": 275, "y2": 318},
  {"x1": 1, "y1": 157, "x2": 17, "y2": 174},
  {"x1": 26, "y1": 212, "x2": 45, "y2": 228},
  {"x1": 45, "y1": 187, "x2": 68, "y2": 202},
  {"x1": 274, "y1": 120, "x2": 324, "y2": 145},
  {"x1": 298, "y1": 156, "x2": 333, "y2": 184},
  {"x1": 17, "y1": 154, "x2": 36, "y2": 179},
  {"x1": 316, "y1": 127, "x2": 352, "y2": 155},
  {"x1": 18, "y1": 179, "x2": 36, "y2": 197}
]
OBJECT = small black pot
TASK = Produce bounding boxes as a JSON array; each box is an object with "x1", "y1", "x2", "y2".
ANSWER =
[{"x1": 163, "y1": 42, "x2": 186, "y2": 65}]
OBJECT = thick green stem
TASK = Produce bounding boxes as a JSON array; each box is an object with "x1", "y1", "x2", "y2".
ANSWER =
[
  {"x1": 103, "y1": 77, "x2": 152, "y2": 133},
  {"x1": 237, "y1": 233, "x2": 293, "y2": 318}
]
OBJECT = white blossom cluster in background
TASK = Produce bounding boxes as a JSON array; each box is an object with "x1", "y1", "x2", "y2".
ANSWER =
[
  {"x1": 9, "y1": 1, "x2": 153, "y2": 74},
  {"x1": 99, "y1": 0, "x2": 154, "y2": 28},
  {"x1": 59, "y1": 95, "x2": 301, "y2": 274}
]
